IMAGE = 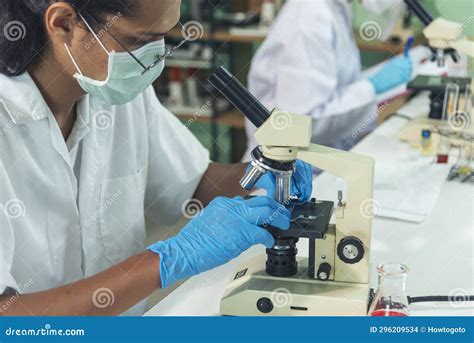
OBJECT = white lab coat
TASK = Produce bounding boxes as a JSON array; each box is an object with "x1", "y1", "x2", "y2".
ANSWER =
[
  {"x1": 0, "y1": 73, "x2": 210, "y2": 315},
  {"x1": 244, "y1": 0, "x2": 377, "y2": 160}
]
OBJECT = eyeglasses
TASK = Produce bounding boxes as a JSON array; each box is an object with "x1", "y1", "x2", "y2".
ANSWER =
[
  {"x1": 78, "y1": 11, "x2": 192, "y2": 75},
  {"x1": 139, "y1": 31, "x2": 191, "y2": 75}
]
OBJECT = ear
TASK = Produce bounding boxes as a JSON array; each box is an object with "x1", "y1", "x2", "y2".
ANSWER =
[{"x1": 44, "y1": 3, "x2": 88, "y2": 45}]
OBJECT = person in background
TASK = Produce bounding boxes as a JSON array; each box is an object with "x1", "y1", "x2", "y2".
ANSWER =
[{"x1": 244, "y1": 0, "x2": 413, "y2": 160}]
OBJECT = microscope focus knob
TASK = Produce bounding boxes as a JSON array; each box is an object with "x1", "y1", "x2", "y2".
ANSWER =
[
  {"x1": 256, "y1": 298, "x2": 274, "y2": 314},
  {"x1": 337, "y1": 237, "x2": 364, "y2": 264},
  {"x1": 316, "y1": 263, "x2": 332, "y2": 281}
]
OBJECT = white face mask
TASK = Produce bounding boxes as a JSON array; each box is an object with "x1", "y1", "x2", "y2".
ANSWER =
[
  {"x1": 361, "y1": 0, "x2": 402, "y2": 14},
  {"x1": 65, "y1": 14, "x2": 166, "y2": 105}
]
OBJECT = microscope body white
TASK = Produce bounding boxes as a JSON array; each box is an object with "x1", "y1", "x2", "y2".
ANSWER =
[
  {"x1": 220, "y1": 109, "x2": 375, "y2": 316},
  {"x1": 423, "y1": 18, "x2": 474, "y2": 57},
  {"x1": 254, "y1": 109, "x2": 375, "y2": 285}
]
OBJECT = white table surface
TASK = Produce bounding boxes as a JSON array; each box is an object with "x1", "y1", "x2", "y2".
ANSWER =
[{"x1": 145, "y1": 93, "x2": 474, "y2": 316}]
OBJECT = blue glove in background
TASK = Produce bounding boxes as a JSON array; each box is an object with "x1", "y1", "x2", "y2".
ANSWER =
[
  {"x1": 148, "y1": 196, "x2": 291, "y2": 288},
  {"x1": 254, "y1": 160, "x2": 313, "y2": 202},
  {"x1": 368, "y1": 56, "x2": 413, "y2": 95}
]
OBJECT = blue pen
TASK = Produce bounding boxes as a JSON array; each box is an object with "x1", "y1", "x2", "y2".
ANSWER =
[{"x1": 404, "y1": 36, "x2": 415, "y2": 57}]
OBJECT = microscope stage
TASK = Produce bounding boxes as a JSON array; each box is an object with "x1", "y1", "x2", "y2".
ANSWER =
[{"x1": 266, "y1": 200, "x2": 334, "y2": 240}]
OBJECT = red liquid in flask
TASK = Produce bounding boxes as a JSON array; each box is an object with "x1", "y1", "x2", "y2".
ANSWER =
[
  {"x1": 368, "y1": 263, "x2": 410, "y2": 317},
  {"x1": 371, "y1": 309, "x2": 408, "y2": 317},
  {"x1": 370, "y1": 299, "x2": 409, "y2": 317}
]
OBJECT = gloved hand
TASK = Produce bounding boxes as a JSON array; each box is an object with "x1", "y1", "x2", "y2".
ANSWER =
[
  {"x1": 148, "y1": 196, "x2": 291, "y2": 288},
  {"x1": 368, "y1": 56, "x2": 413, "y2": 94},
  {"x1": 368, "y1": 38, "x2": 413, "y2": 96},
  {"x1": 254, "y1": 160, "x2": 313, "y2": 202}
]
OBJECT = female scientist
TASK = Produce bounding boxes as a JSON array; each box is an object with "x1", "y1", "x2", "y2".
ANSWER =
[
  {"x1": 244, "y1": 0, "x2": 412, "y2": 159},
  {"x1": 0, "y1": 0, "x2": 312, "y2": 316}
]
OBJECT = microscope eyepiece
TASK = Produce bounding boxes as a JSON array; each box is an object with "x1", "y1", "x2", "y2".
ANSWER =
[{"x1": 208, "y1": 67, "x2": 271, "y2": 128}]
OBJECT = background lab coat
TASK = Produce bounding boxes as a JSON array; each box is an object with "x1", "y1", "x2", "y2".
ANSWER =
[
  {"x1": 244, "y1": 0, "x2": 377, "y2": 160},
  {"x1": 0, "y1": 73, "x2": 210, "y2": 315}
]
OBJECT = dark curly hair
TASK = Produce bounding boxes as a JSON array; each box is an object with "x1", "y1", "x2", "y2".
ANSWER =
[{"x1": 0, "y1": 0, "x2": 136, "y2": 76}]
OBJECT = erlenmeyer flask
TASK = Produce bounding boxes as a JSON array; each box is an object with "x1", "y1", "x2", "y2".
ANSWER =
[{"x1": 369, "y1": 263, "x2": 410, "y2": 316}]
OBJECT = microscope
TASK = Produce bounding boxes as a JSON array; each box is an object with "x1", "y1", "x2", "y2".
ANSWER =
[
  {"x1": 403, "y1": 0, "x2": 474, "y2": 118},
  {"x1": 399, "y1": 1, "x2": 473, "y2": 159},
  {"x1": 209, "y1": 68, "x2": 375, "y2": 316},
  {"x1": 404, "y1": 0, "x2": 474, "y2": 67}
]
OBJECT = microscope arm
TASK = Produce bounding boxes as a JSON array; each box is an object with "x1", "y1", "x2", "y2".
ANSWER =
[
  {"x1": 297, "y1": 144, "x2": 374, "y2": 208},
  {"x1": 297, "y1": 144, "x2": 374, "y2": 284}
]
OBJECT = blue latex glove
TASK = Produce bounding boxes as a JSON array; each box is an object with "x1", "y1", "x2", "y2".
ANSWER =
[
  {"x1": 148, "y1": 196, "x2": 291, "y2": 288},
  {"x1": 254, "y1": 160, "x2": 313, "y2": 202},
  {"x1": 368, "y1": 38, "x2": 413, "y2": 94}
]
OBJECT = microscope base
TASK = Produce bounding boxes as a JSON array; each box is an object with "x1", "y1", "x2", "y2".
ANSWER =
[{"x1": 220, "y1": 255, "x2": 369, "y2": 316}]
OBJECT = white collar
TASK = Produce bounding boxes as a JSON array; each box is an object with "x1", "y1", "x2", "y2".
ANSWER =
[
  {"x1": 0, "y1": 72, "x2": 90, "y2": 126},
  {"x1": 0, "y1": 72, "x2": 49, "y2": 125}
]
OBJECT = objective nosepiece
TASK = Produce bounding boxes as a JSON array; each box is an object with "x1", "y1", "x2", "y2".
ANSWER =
[
  {"x1": 240, "y1": 163, "x2": 266, "y2": 191},
  {"x1": 435, "y1": 49, "x2": 445, "y2": 68},
  {"x1": 275, "y1": 173, "x2": 292, "y2": 204},
  {"x1": 241, "y1": 147, "x2": 295, "y2": 202}
]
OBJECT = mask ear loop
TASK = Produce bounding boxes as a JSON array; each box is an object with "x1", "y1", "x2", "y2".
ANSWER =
[
  {"x1": 64, "y1": 12, "x2": 111, "y2": 77},
  {"x1": 64, "y1": 43, "x2": 84, "y2": 76},
  {"x1": 77, "y1": 12, "x2": 109, "y2": 55}
]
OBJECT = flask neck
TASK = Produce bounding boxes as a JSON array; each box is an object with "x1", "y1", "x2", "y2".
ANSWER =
[{"x1": 369, "y1": 263, "x2": 410, "y2": 316}]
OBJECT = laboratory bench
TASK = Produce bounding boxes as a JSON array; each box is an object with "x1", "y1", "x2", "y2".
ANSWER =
[{"x1": 145, "y1": 92, "x2": 473, "y2": 317}]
